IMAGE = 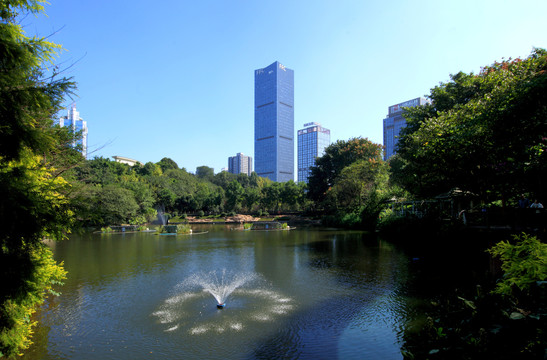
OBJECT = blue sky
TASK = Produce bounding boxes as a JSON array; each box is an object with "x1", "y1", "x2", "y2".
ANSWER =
[{"x1": 29, "y1": 0, "x2": 547, "y2": 174}]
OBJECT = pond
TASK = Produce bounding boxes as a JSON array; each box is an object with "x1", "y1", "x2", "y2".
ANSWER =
[{"x1": 21, "y1": 225, "x2": 481, "y2": 359}]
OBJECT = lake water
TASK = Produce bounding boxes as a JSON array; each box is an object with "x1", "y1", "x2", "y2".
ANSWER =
[{"x1": 22, "y1": 225, "x2": 434, "y2": 359}]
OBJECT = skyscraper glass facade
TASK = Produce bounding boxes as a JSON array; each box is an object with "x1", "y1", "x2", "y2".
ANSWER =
[
  {"x1": 297, "y1": 123, "x2": 330, "y2": 183},
  {"x1": 254, "y1": 61, "x2": 294, "y2": 182},
  {"x1": 57, "y1": 105, "x2": 88, "y2": 158},
  {"x1": 383, "y1": 97, "x2": 430, "y2": 160}
]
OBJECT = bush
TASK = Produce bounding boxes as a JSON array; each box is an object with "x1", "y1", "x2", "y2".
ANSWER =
[
  {"x1": 488, "y1": 233, "x2": 547, "y2": 298},
  {"x1": 197, "y1": 210, "x2": 205, "y2": 218},
  {"x1": 0, "y1": 246, "x2": 67, "y2": 357},
  {"x1": 176, "y1": 224, "x2": 192, "y2": 234}
]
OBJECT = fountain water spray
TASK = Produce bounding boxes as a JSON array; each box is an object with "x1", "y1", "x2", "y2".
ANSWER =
[
  {"x1": 153, "y1": 269, "x2": 294, "y2": 334},
  {"x1": 185, "y1": 269, "x2": 258, "y2": 308}
]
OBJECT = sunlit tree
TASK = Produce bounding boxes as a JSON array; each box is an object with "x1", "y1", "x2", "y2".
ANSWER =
[{"x1": 0, "y1": 1, "x2": 76, "y2": 355}]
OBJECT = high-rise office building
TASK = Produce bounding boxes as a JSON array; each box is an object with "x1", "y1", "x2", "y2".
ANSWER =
[
  {"x1": 297, "y1": 122, "x2": 330, "y2": 183},
  {"x1": 254, "y1": 61, "x2": 294, "y2": 182},
  {"x1": 57, "y1": 104, "x2": 88, "y2": 158},
  {"x1": 228, "y1": 153, "x2": 253, "y2": 176},
  {"x1": 383, "y1": 97, "x2": 430, "y2": 160}
]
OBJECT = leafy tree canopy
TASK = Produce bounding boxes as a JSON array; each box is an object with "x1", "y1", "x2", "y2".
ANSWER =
[
  {"x1": 393, "y1": 48, "x2": 547, "y2": 203},
  {"x1": 307, "y1": 137, "x2": 383, "y2": 206},
  {"x1": 0, "y1": 0, "x2": 75, "y2": 355}
]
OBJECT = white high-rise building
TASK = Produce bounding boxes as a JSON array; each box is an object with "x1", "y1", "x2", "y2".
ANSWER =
[
  {"x1": 228, "y1": 153, "x2": 252, "y2": 176},
  {"x1": 58, "y1": 104, "x2": 88, "y2": 158}
]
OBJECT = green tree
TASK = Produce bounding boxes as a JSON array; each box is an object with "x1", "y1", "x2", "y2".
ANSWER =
[
  {"x1": 137, "y1": 161, "x2": 163, "y2": 177},
  {"x1": 308, "y1": 137, "x2": 384, "y2": 207},
  {"x1": 280, "y1": 180, "x2": 303, "y2": 210},
  {"x1": 243, "y1": 187, "x2": 261, "y2": 212},
  {"x1": 225, "y1": 180, "x2": 244, "y2": 212},
  {"x1": 0, "y1": 1, "x2": 75, "y2": 355},
  {"x1": 393, "y1": 49, "x2": 547, "y2": 203},
  {"x1": 213, "y1": 170, "x2": 236, "y2": 188},
  {"x1": 157, "y1": 157, "x2": 179, "y2": 172},
  {"x1": 196, "y1": 165, "x2": 214, "y2": 180},
  {"x1": 93, "y1": 185, "x2": 139, "y2": 225},
  {"x1": 261, "y1": 182, "x2": 283, "y2": 213}
]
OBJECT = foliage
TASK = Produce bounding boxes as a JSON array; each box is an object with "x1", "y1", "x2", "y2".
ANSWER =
[
  {"x1": 305, "y1": 137, "x2": 393, "y2": 230},
  {"x1": 175, "y1": 224, "x2": 192, "y2": 234},
  {"x1": 156, "y1": 157, "x2": 179, "y2": 172},
  {"x1": 0, "y1": 245, "x2": 67, "y2": 358},
  {"x1": 100, "y1": 226, "x2": 113, "y2": 233},
  {"x1": 195, "y1": 165, "x2": 214, "y2": 180},
  {"x1": 402, "y1": 275, "x2": 547, "y2": 360},
  {"x1": 307, "y1": 137, "x2": 384, "y2": 206},
  {"x1": 488, "y1": 233, "x2": 547, "y2": 298},
  {"x1": 0, "y1": 1, "x2": 75, "y2": 162},
  {"x1": 0, "y1": 1, "x2": 76, "y2": 355},
  {"x1": 393, "y1": 49, "x2": 547, "y2": 202},
  {"x1": 92, "y1": 185, "x2": 139, "y2": 225},
  {"x1": 225, "y1": 180, "x2": 244, "y2": 212}
]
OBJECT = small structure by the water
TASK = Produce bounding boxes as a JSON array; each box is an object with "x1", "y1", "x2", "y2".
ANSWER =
[{"x1": 251, "y1": 221, "x2": 290, "y2": 231}]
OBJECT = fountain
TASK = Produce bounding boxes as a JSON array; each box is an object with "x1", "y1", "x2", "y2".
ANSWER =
[
  {"x1": 153, "y1": 269, "x2": 295, "y2": 334},
  {"x1": 186, "y1": 269, "x2": 258, "y2": 308}
]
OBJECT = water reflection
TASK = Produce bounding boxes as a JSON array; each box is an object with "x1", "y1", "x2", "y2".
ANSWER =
[{"x1": 23, "y1": 226, "x2": 410, "y2": 360}]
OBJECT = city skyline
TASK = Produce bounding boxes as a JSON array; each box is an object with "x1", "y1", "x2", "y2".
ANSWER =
[{"x1": 28, "y1": 0, "x2": 547, "y2": 172}]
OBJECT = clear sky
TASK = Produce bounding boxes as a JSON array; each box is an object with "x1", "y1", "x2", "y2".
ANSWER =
[{"x1": 29, "y1": 0, "x2": 547, "y2": 174}]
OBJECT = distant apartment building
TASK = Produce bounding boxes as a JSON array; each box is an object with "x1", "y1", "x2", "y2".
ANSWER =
[
  {"x1": 383, "y1": 97, "x2": 430, "y2": 160},
  {"x1": 228, "y1": 153, "x2": 253, "y2": 176},
  {"x1": 113, "y1": 156, "x2": 141, "y2": 166},
  {"x1": 297, "y1": 122, "x2": 330, "y2": 183},
  {"x1": 57, "y1": 104, "x2": 88, "y2": 158},
  {"x1": 254, "y1": 61, "x2": 294, "y2": 182}
]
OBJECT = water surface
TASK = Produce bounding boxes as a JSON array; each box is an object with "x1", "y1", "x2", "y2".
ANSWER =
[{"x1": 24, "y1": 225, "x2": 413, "y2": 359}]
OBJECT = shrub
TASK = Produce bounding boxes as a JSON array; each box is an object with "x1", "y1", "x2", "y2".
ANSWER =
[
  {"x1": 488, "y1": 233, "x2": 547, "y2": 298},
  {"x1": 0, "y1": 246, "x2": 67, "y2": 357},
  {"x1": 176, "y1": 224, "x2": 192, "y2": 234}
]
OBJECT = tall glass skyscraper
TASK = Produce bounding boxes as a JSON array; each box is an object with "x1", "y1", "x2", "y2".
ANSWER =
[
  {"x1": 57, "y1": 104, "x2": 88, "y2": 158},
  {"x1": 254, "y1": 61, "x2": 294, "y2": 182},
  {"x1": 297, "y1": 122, "x2": 330, "y2": 183},
  {"x1": 383, "y1": 97, "x2": 430, "y2": 160}
]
